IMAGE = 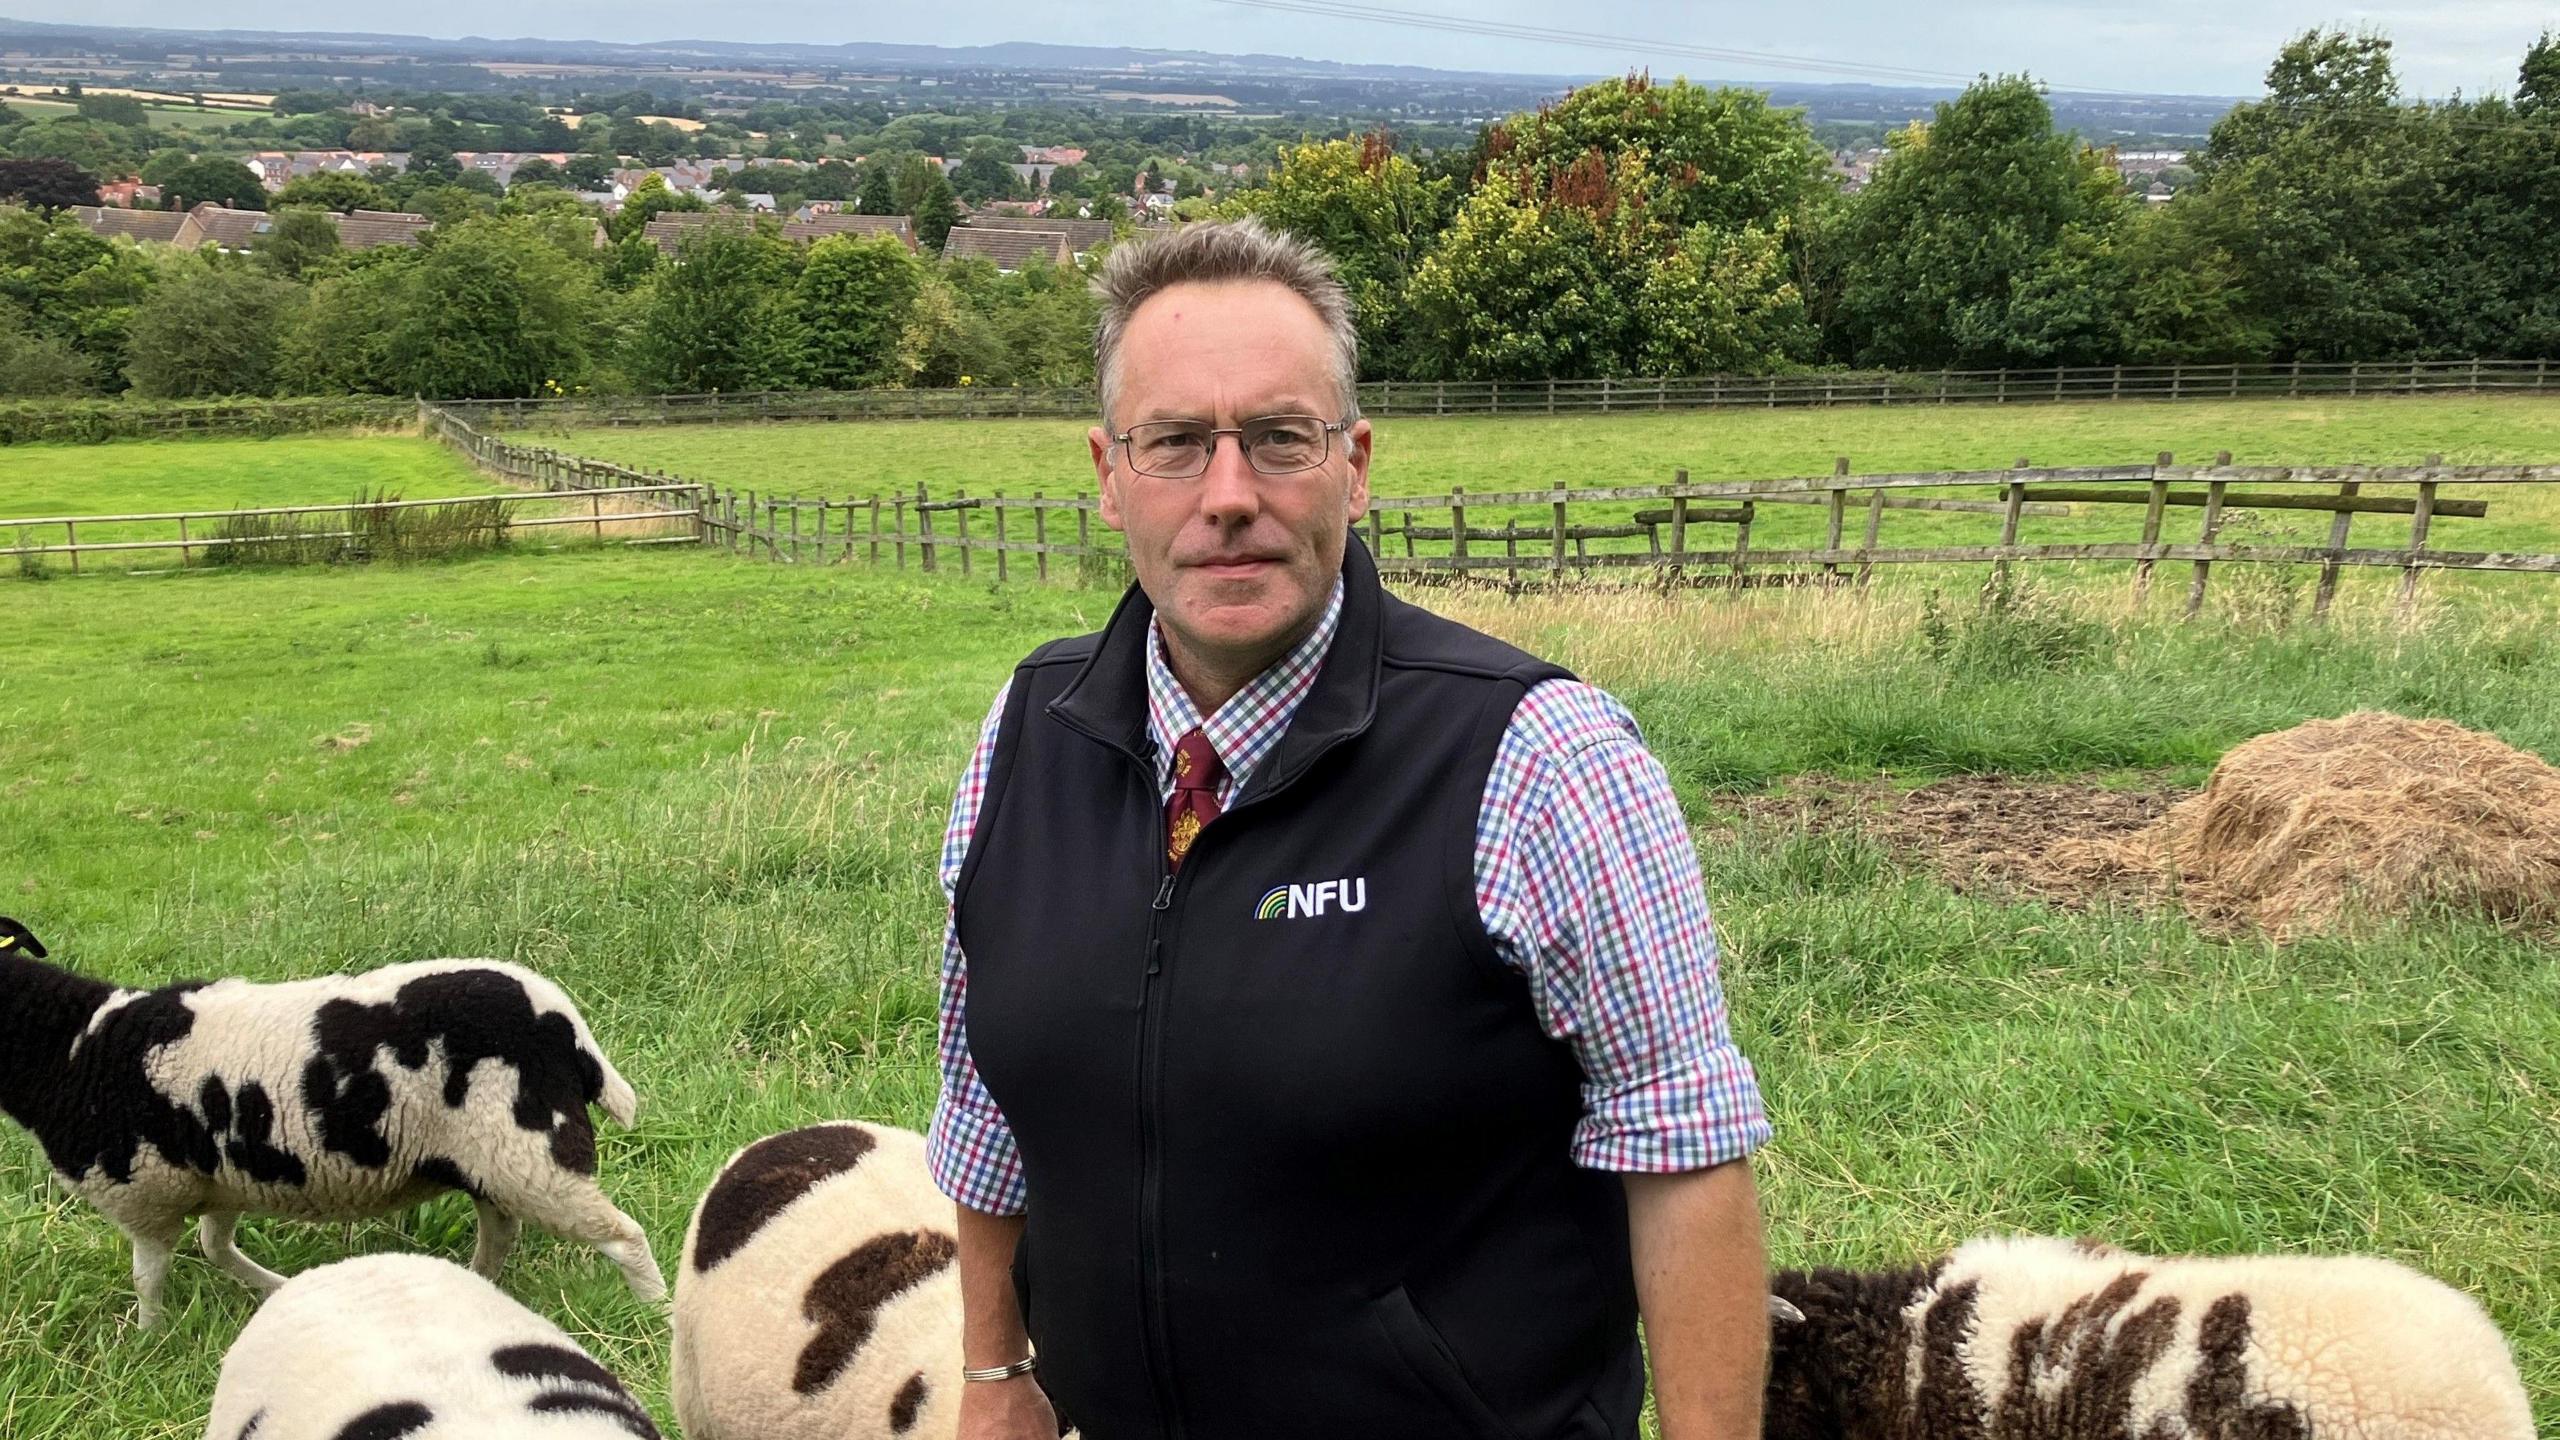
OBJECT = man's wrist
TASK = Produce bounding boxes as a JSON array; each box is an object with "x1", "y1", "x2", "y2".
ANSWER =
[{"x1": 962, "y1": 1354, "x2": 1040, "y2": 1382}]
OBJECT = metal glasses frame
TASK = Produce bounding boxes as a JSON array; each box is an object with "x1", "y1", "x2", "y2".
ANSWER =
[{"x1": 1107, "y1": 415, "x2": 1355, "y2": 479}]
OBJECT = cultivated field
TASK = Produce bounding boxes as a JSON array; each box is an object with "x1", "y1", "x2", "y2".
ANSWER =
[{"x1": 3, "y1": 531, "x2": 2555, "y2": 1435}]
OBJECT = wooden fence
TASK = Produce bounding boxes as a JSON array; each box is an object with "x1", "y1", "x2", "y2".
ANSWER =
[
  {"x1": 409, "y1": 406, "x2": 2560, "y2": 619},
  {"x1": 442, "y1": 357, "x2": 2560, "y2": 430},
  {"x1": 2, "y1": 484, "x2": 705, "y2": 571}
]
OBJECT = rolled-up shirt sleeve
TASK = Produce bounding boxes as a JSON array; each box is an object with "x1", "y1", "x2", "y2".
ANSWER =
[
  {"x1": 1476, "y1": 679, "x2": 1771, "y2": 1173},
  {"x1": 925, "y1": 679, "x2": 1030, "y2": 1215}
]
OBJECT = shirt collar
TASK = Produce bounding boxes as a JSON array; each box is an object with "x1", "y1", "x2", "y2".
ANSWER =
[{"x1": 1144, "y1": 575, "x2": 1345, "y2": 792}]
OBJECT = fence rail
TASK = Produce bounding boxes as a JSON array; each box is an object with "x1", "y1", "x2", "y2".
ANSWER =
[
  {"x1": 400, "y1": 405, "x2": 2560, "y2": 619},
  {"x1": 444, "y1": 357, "x2": 2560, "y2": 430}
]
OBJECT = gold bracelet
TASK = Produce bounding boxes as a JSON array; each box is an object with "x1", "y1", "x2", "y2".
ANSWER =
[{"x1": 962, "y1": 1355, "x2": 1040, "y2": 1382}]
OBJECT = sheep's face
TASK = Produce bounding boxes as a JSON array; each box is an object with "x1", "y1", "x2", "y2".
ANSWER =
[
  {"x1": 0, "y1": 918, "x2": 46, "y2": 961},
  {"x1": 1764, "y1": 1305, "x2": 1848, "y2": 1440}
]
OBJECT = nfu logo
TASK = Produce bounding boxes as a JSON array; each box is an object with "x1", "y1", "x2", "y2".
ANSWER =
[{"x1": 1255, "y1": 878, "x2": 1369, "y2": 920}]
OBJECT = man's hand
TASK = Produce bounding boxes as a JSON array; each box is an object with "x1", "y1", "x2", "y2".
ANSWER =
[
  {"x1": 1624, "y1": 1158, "x2": 1768, "y2": 1440},
  {"x1": 958, "y1": 1372, "x2": 1059, "y2": 1440},
  {"x1": 955, "y1": 1203, "x2": 1058, "y2": 1439}
]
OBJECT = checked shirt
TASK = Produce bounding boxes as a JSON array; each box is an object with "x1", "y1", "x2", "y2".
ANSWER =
[{"x1": 928, "y1": 577, "x2": 1770, "y2": 1215}]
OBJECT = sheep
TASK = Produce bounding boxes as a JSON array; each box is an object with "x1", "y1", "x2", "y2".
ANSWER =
[
  {"x1": 0, "y1": 915, "x2": 663, "y2": 1328},
  {"x1": 1766, "y1": 1233, "x2": 2535, "y2": 1440},
  {"x1": 671, "y1": 1121, "x2": 969, "y2": 1440},
  {"x1": 204, "y1": 1252, "x2": 660, "y2": 1439}
]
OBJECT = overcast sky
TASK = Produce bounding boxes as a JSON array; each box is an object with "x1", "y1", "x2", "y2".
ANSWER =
[{"x1": 31, "y1": 0, "x2": 2559, "y2": 99}]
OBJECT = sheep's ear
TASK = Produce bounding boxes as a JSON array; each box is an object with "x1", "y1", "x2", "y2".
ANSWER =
[
  {"x1": 0, "y1": 918, "x2": 44, "y2": 960},
  {"x1": 1768, "y1": 1294, "x2": 1807, "y2": 1324}
]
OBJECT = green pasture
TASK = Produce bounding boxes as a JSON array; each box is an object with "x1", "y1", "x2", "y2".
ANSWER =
[
  {"x1": 2, "y1": 543, "x2": 2554, "y2": 1437},
  {"x1": 541, "y1": 394, "x2": 2560, "y2": 558},
  {"x1": 0, "y1": 435, "x2": 511, "y2": 548},
  {"x1": 1, "y1": 97, "x2": 259, "y2": 131}
]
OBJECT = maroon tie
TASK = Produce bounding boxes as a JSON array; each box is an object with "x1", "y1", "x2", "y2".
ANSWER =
[{"x1": 1165, "y1": 728, "x2": 1226, "y2": 871}]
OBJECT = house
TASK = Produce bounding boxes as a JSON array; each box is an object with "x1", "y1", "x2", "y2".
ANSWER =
[
  {"x1": 344, "y1": 99, "x2": 389, "y2": 118},
  {"x1": 69, "y1": 205, "x2": 187, "y2": 245},
  {"x1": 1020, "y1": 145, "x2": 1087, "y2": 167},
  {"x1": 334, "y1": 209, "x2": 434, "y2": 249},
  {"x1": 169, "y1": 203, "x2": 433, "y2": 253},
  {"x1": 942, "y1": 225, "x2": 1073, "y2": 272},
  {"x1": 95, "y1": 177, "x2": 161, "y2": 207},
  {"x1": 959, "y1": 214, "x2": 1114, "y2": 256},
  {"x1": 641, "y1": 209, "x2": 918, "y2": 257}
]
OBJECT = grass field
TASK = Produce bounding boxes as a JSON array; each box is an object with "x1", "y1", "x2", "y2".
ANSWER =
[
  {"x1": 2, "y1": 540, "x2": 2554, "y2": 1437},
  {"x1": 543, "y1": 394, "x2": 2560, "y2": 555},
  {"x1": 1, "y1": 97, "x2": 259, "y2": 131},
  {"x1": 0, "y1": 435, "x2": 523, "y2": 549}
]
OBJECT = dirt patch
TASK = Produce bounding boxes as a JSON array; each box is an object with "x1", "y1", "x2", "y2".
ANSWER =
[
  {"x1": 1712, "y1": 774, "x2": 2189, "y2": 907},
  {"x1": 2057, "y1": 712, "x2": 2560, "y2": 942}
]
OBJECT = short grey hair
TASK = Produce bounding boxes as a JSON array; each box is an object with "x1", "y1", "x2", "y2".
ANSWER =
[{"x1": 1092, "y1": 216, "x2": 1360, "y2": 429}]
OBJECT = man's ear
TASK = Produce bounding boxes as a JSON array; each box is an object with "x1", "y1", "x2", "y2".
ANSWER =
[
  {"x1": 1091, "y1": 425, "x2": 1128, "y2": 533},
  {"x1": 0, "y1": 917, "x2": 47, "y2": 961},
  {"x1": 1344, "y1": 417, "x2": 1372, "y2": 524}
]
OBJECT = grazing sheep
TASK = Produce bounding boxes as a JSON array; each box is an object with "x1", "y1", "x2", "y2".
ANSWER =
[
  {"x1": 0, "y1": 916, "x2": 663, "y2": 1327},
  {"x1": 204, "y1": 1252, "x2": 660, "y2": 1439},
  {"x1": 1767, "y1": 1234, "x2": 2534, "y2": 1440},
  {"x1": 672, "y1": 1122, "x2": 966, "y2": 1440}
]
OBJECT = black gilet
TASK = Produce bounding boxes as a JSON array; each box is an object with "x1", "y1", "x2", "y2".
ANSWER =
[{"x1": 954, "y1": 539, "x2": 1645, "y2": 1440}]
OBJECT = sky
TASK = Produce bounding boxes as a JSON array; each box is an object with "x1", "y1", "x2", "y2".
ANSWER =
[{"x1": 26, "y1": 0, "x2": 2559, "y2": 99}]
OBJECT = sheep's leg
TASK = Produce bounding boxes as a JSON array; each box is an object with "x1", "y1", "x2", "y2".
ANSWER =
[
  {"x1": 469, "y1": 1200, "x2": 522, "y2": 1281},
  {"x1": 197, "y1": 1212, "x2": 289, "y2": 1295},
  {"x1": 121, "y1": 1215, "x2": 184, "y2": 1330}
]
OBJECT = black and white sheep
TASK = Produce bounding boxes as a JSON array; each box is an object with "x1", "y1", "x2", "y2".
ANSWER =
[
  {"x1": 0, "y1": 916, "x2": 663, "y2": 1327},
  {"x1": 671, "y1": 1121, "x2": 967, "y2": 1440},
  {"x1": 203, "y1": 1252, "x2": 660, "y2": 1439},
  {"x1": 1766, "y1": 1233, "x2": 2535, "y2": 1440}
]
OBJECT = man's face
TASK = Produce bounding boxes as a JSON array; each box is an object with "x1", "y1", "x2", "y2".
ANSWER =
[{"x1": 1090, "y1": 280, "x2": 1372, "y2": 675}]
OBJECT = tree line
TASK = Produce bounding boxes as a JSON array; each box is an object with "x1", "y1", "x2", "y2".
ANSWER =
[{"x1": 1, "y1": 28, "x2": 2553, "y2": 402}]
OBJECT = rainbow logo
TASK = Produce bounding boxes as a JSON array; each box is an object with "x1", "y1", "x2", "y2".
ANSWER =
[{"x1": 1255, "y1": 878, "x2": 1368, "y2": 920}]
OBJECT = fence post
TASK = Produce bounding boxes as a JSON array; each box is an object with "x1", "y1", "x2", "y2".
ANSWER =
[
  {"x1": 64, "y1": 519, "x2": 76, "y2": 574},
  {"x1": 1366, "y1": 507, "x2": 1383, "y2": 564},
  {"x1": 2311, "y1": 479, "x2": 2360, "y2": 621},
  {"x1": 1858, "y1": 486, "x2": 1885, "y2": 589},
  {"x1": 917, "y1": 484, "x2": 936, "y2": 573},
  {"x1": 1077, "y1": 507, "x2": 1091, "y2": 575},
  {"x1": 1450, "y1": 486, "x2": 1467, "y2": 578},
  {"x1": 1996, "y1": 369, "x2": 2008, "y2": 404},
  {"x1": 178, "y1": 515, "x2": 191, "y2": 567},
  {"x1": 1550, "y1": 487, "x2": 1569, "y2": 578},
  {"x1": 1669, "y1": 468, "x2": 1689, "y2": 583},
  {"x1": 869, "y1": 497, "x2": 884, "y2": 564},
  {"x1": 894, "y1": 498, "x2": 908, "y2": 569},
  {"x1": 2134, "y1": 452, "x2": 2171, "y2": 605},
  {"x1": 1033, "y1": 503, "x2": 1049, "y2": 582},
  {"x1": 2290, "y1": 359, "x2": 2303, "y2": 398},
  {"x1": 2397, "y1": 454, "x2": 2442, "y2": 620},
  {"x1": 993, "y1": 492, "x2": 1007, "y2": 583},
  {"x1": 697, "y1": 485, "x2": 713, "y2": 547},
  {"x1": 1730, "y1": 500, "x2": 1755, "y2": 584},
  {"x1": 956, "y1": 491, "x2": 972, "y2": 577},
  {"x1": 1546, "y1": 378, "x2": 1556, "y2": 414},
  {"x1": 590, "y1": 490, "x2": 604, "y2": 545},
  {"x1": 2111, "y1": 365, "x2": 2123, "y2": 400},
  {"x1": 1824, "y1": 457, "x2": 1849, "y2": 582},
  {"x1": 1601, "y1": 377, "x2": 1612, "y2": 412},
  {"x1": 1995, "y1": 458, "x2": 2028, "y2": 588},
  {"x1": 2183, "y1": 451, "x2": 2232, "y2": 620},
  {"x1": 788, "y1": 496, "x2": 801, "y2": 561}
]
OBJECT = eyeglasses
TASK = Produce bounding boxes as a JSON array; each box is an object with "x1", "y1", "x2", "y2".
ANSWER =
[{"x1": 1110, "y1": 414, "x2": 1353, "y2": 480}]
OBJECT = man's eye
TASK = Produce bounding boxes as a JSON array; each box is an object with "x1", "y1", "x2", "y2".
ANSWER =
[
  {"x1": 1255, "y1": 424, "x2": 1317, "y2": 446},
  {"x1": 1143, "y1": 431, "x2": 1206, "y2": 452}
]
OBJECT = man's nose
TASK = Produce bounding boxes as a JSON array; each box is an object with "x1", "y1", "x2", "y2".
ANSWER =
[{"x1": 1196, "y1": 434, "x2": 1262, "y2": 526}]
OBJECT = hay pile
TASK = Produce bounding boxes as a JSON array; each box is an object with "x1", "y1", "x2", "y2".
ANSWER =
[{"x1": 2057, "y1": 712, "x2": 2560, "y2": 941}]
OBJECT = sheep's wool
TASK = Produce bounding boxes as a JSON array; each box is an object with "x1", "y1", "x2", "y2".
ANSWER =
[
  {"x1": 203, "y1": 1253, "x2": 658, "y2": 1439},
  {"x1": 673, "y1": 1122, "x2": 964, "y2": 1440},
  {"x1": 1913, "y1": 1236, "x2": 2534, "y2": 1440}
]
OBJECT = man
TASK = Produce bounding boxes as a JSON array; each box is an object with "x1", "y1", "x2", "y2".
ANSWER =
[{"x1": 930, "y1": 218, "x2": 1770, "y2": 1440}]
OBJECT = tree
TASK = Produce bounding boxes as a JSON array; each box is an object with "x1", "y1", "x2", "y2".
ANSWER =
[
  {"x1": 2183, "y1": 30, "x2": 2427, "y2": 361},
  {"x1": 274, "y1": 171, "x2": 390, "y2": 213},
  {"x1": 855, "y1": 163, "x2": 896, "y2": 216},
  {"x1": 0, "y1": 307, "x2": 94, "y2": 395},
  {"x1": 1403, "y1": 171, "x2": 1620, "y2": 379},
  {"x1": 608, "y1": 171, "x2": 706, "y2": 244},
  {"x1": 894, "y1": 156, "x2": 961, "y2": 250},
  {"x1": 623, "y1": 228, "x2": 802, "y2": 393},
  {"x1": 507, "y1": 156, "x2": 565, "y2": 190},
  {"x1": 405, "y1": 143, "x2": 463, "y2": 186},
  {"x1": 159, "y1": 156, "x2": 267, "y2": 211},
  {"x1": 255, "y1": 207, "x2": 342, "y2": 281},
  {"x1": 1228, "y1": 134, "x2": 1452, "y2": 378},
  {"x1": 391, "y1": 217, "x2": 602, "y2": 397},
  {"x1": 0, "y1": 208, "x2": 155, "y2": 390},
  {"x1": 898, "y1": 273, "x2": 1008, "y2": 386},
  {"x1": 563, "y1": 154, "x2": 614, "y2": 191},
  {"x1": 1833, "y1": 78, "x2": 2134, "y2": 368},
  {"x1": 1485, "y1": 73, "x2": 1827, "y2": 235},
  {"x1": 951, "y1": 140, "x2": 1024, "y2": 204},
  {"x1": 123, "y1": 260, "x2": 303, "y2": 397},
  {"x1": 793, "y1": 233, "x2": 926, "y2": 388},
  {"x1": 280, "y1": 252, "x2": 414, "y2": 394},
  {"x1": 0, "y1": 157, "x2": 99, "y2": 210},
  {"x1": 1632, "y1": 221, "x2": 1816, "y2": 374}
]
